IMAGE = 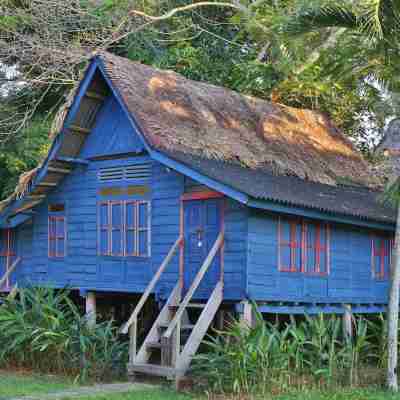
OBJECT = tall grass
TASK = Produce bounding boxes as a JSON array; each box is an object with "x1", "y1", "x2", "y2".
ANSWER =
[
  {"x1": 0, "y1": 286, "x2": 128, "y2": 382},
  {"x1": 193, "y1": 308, "x2": 388, "y2": 395}
]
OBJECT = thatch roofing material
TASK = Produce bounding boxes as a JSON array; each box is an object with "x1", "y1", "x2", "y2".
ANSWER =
[
  {"x1": 0, "y1": 52, "x2": 393, "y2": 225},
  {"x1": 99, "y1": 51, "x2": 379, "y2": 188}
]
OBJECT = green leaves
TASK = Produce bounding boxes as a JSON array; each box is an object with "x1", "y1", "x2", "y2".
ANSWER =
[
  {"x1": 0, "y1": 286, "x2": 128, "y2": 382},
  {"x1": 284, "y1": 3, "x2": 357, "y2": 35},
  {"x1": 193, "y1": 308, "x2": 390, "y2": 395}
]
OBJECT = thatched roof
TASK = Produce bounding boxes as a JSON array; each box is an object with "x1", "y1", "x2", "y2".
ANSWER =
[
  {"x1": 0, "y1": 52, "x2": 394, "y2": 226},
  {"x1": 99, "y1": 51, "x2": 379, "y2": 188}
]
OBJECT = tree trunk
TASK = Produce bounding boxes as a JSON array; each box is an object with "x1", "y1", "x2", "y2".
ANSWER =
[{"x1": 387, "y1": 204, "x2": 400, "y2": 391}]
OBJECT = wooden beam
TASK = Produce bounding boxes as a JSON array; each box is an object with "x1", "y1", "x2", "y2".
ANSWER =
[
  {"x1": 0, "y1": 258, "x2": 21, "y2": 289},
  {"x1": 48, "y1": 167, "x2": 71, "y2": 174},
  {"x1": 343, "y1": 304, "x2": 353, "y2": 339},
  {"x1": 55, "y1": 156, "x2": 89, "y2": 165},
  {"x1": 26, "y1": 195, "x2": 46, "y2": 200},
  {"x1": 85, "y1": 292, "x2": 97, "y2": 327},
  {"x1": 241, "y1": 300, "x2": 255, "y2": 328},
  {"x1": 85, "y1": 91, "x2": 106, "y2": 101},
  {"x1": 69, "y1": 125, "x2": 90, "y2": 134},
  {"x1": 12, "y1": 200, "x2": 43, "y2": 215},
  {"x1": 37, "y1": 182, "x2": 57, "y2": 187}
]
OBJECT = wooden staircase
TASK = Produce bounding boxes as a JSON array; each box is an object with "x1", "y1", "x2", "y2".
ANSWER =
[
  {"x1": 0, "y1": 257, "x2": 21, "y2": 293},
  {"x1": 121, "y1": 232, "x2": 224, "y2": 383}
]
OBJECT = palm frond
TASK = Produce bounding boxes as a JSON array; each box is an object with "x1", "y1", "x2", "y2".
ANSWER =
[
  {"x1": 283, "y1": 4, "x2": 357, "y2": 36},
  {"x1": 359, "y1": 0, "x2": 385, "y2": 40},
  {"x1": 359, "y1": 0, "x2": 400, "y2": 41}
]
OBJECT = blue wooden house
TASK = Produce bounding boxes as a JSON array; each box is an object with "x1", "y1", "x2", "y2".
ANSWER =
[{"x1": 0, "y1": 52, "x2": 395, "y2": 380}]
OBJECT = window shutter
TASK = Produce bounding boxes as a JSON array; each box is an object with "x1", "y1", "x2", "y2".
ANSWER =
[
  {"x1": 125, "y1": 202, "x2": 136, "y2": 255},
  {"x1": 305, "y1": 222, "x2": 328, "y2": 275},
  {"x1": 372, "y1": 236, "x2": 391, "y2": 280},
  {"x1": 279, "y1": 218, "x2": 302, "y2": 272},
  {"x1": 138, "y1": 202, "x2": 150, "y2": 256},
  {"x1": 49, "y1": 218, "x2": 56, "y2": 257},
  {"x1": 111, "y1": 202, "x2": 123, "y2": 256},
  {"x1": 99, "y1": 202, "x2": 109, "y2": 255}
]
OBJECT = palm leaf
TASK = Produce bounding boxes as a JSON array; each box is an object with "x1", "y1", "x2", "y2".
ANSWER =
[{"x1": 283, "y1": 4, "x2": 357, "y2": 35}]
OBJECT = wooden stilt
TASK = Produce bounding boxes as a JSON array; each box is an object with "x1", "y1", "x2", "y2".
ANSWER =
[
  {"x1": 85, "y1": 291, "x2": 96, "y2": 327},
  {"x1": 343, "y1": 304, "x2": 353, "y2": 339},
  {"x1": 241, "y1": 301, "x2": 255, "y2": 328},
  {"x1": 216, "y1": 309, "x2": 225, "y2": 331}
]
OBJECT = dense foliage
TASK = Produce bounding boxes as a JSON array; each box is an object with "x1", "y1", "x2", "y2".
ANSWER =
[
  {"x1": 0, "y1": 287, "x2": 128, "y2": 382},
  {"x1": 193, "y1": 309, "x2": 388, "y2": 395}
]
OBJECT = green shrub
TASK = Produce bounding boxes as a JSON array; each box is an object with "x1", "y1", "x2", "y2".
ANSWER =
[
  {"x1": 193, "y1": 307, "x2": 385, "y2": 395},
  {"x1": 0, "y1": 286, "x2": 128, "y2": 382}
]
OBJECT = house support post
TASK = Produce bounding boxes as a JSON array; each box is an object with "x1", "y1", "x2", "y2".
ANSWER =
[
  {"x1": 85, "y1": 291, "x2": 97, "y2": 327},
  {"x1": 343, "y1": 304, "x2": 352, "y2": 339},
  {"x1": 240, "y1": 300, "x2": 255, "y2": 328}
]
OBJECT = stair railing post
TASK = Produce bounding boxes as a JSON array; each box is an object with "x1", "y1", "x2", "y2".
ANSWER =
[
  {"x1": 171, "y1": 317, "x2": 181, "y2": 367},
  {"x1": 129, "y1": 318, "x2": 137, "y2": 364}
]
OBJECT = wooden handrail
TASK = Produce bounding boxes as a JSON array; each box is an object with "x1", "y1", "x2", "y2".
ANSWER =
[
  {"x1": 0, "y1": 257, "x2": 21, "y2": 289},
  {"x1": 121, "y1": 236, "x2": 183, "y2": 334},
  {"x1": 163, "y1": 232, "x2": 224, "y2": 340}
]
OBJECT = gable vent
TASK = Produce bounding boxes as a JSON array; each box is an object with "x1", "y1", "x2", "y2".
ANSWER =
[
  {"x1": 98, "y1": 166, "x2": 124, "y2": 182},
  {"x1": 125, "y1": 163, "x2": 152, "y2": 181},
  {"x1": 98, "y1": 163, "x2": 152, "y2": 183}
]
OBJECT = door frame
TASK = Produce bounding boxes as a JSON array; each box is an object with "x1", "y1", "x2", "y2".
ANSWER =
[{"x1": 179, "y1": 191, "x2": 225, "y2": 289}]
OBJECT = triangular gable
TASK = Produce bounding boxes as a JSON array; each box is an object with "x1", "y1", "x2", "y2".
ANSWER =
[{"x1": 80, "y1": 95, "x2": 145, "y2": 159}]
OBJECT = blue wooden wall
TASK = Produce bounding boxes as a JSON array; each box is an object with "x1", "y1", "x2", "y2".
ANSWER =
[
  {"x1": 10, "y1": 90, "x2": 248, "y2": 300},
  {"x1": 247, "y1": 210, "x2": 390, "y2": 305},
  {"x1": 13, "y1": 158, "x2": 247, "y2": 299},
  {"x1": 5, "y1": 80, "x2": 391, "y2": 308}
]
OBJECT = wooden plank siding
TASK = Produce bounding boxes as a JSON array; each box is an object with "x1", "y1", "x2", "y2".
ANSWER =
[
  {"x1": 247, "y1": 210, "x2": 389, "y2": 305},
  {"x1": 15, "y1": 156, "x2": 248, "y2": 300}
]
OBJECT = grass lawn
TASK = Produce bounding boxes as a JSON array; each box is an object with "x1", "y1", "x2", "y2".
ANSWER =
[
  {"x1": 273, "y1": 389, "x2": 400, "y2": 400},
  {"x1": 1, "y1": 372, "x2": 400, "y2": 400},
  {"x1": 0, "y1": 370, "x2": 74, "y2": 398},
  {"x1": 60, "y1": 389, "x2": 195, "y2": 400},
  {"x1": 62, "y1": 388, "x2": 400, "y2": 400}
]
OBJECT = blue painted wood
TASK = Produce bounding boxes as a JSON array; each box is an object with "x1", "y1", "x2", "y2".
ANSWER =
[
  {"x1": 7, "y1": 92, "x2": 247, "y2": 300},
  {"x1": 247, "y1": 210, "x2": 392, "y2": 307},
  {"x1": 150, "y1": 150, "x2": 249, "y2": 205},
  {"x1": 183, "y1": 199, "x2": 221, "y2": 297},
  {"x1": 80, "y1": 96, "x2": 145, "y2": 158},
  {"x1": 235, "y1": 303, "x2": 386, "y2": 315},
  {"x1": 248, "y1": 199, "x2": 395, "y2": 232}
]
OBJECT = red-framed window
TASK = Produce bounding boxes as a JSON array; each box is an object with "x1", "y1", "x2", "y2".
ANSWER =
[
  {"x1": 304, "y1": 222, "x2": 329, "y2": 275},
  {"x1": 98, "y1": 200, "x2": 151, "y2": 257},
  {"x1": 0, "y1": 229, "x2": 15, "y2": 257},
  {"x1": 278, "y1": 217, "x2": 330, "y2": 275},
  {"x1": 372, "y1": 235, "x2": 393, "y2": 280},
  {"x1": 48, "y1": 213, "x2": 66, "y2": 258},
  {"x1": 278, "y1": 218, "x2": 303, "y2": 272}
]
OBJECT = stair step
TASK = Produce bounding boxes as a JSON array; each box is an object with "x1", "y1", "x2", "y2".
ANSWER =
[
  {"x1": 128, "y1": 363, "x2": 180, "y2": 378},
  {"x1": 158, "y1": 323, "x2": 195, "y2": 330},
  {"x1": 169, "y1": 303, "x2": 206, "y2": 310},
  {"x1": 187, "y1": 302, "x2": 206, "y2": 308},
  {"x1": 146, "y1": 341, "x2": 164, "y2": 349},
  {"x1": 146, "y1": 341, "x2": 185, "y2": 350}
]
